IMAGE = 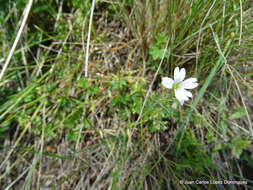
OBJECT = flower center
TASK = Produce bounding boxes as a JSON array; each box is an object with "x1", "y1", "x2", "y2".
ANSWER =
[{"x1": 172, "y1": 82, "x2": 181, "y2": 90}]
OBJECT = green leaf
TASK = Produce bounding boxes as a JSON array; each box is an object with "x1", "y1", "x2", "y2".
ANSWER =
[
  {"x1": 88, "y1": 86, "x2": 99, "y2": 97},
  {"x1": 68, "y1": 130, "x2": 79, "y2": 142},
  {"x1": 149, "y1": 46, "x2": 164, "y2": 60},
  {"x1": 110, "y1": 77, "x2": 126, "y2": 90},
  {"x1": 241, "y1": 152, "x2": 253, "y2": 167},
  {"x1": 23, "y1": 92, "x2": 35, "y2": 103},
  {"x1": 77, "y1": 78, "x2": 89, "y2": 88},
  {"x1": 213, "y1": 144, "x2": 222, "y2": 152},
  {"x1": 228, "y1": 108, "x2": 246, "y2": 120},
  {"x1": 205, "y1": 131, "x2": 216, "y2": 143},
  {"x1": 155, "y1": 32, "x2": 167, "y2": 45},
  {"x1": 230, "y1": 137, "x2": 250, "y2": 159}
]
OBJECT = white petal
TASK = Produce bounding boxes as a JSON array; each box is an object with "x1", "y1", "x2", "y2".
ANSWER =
[
  {"x1": 179, "y1": 68, "x2": 186, "y2": 81},
  {"x1": 175, "y1": 89, "x2": 188, "y2": 105},
  {"x1": 179, "y1": 99, "x2": 184, "y2": 105},
  {"x1": 176, "y1": 98, "x2": 184, "y2": 105},
  {"x1": 182, "y1": 89, "x2": 193, "y2": 98},
  {"x1": 176, "y1": 88, "x2": 190, "y2": 100},
  {"x1": 162, "y1": 77, "x2": 174, "y2": 89},
  {"x1": 181, "y1": 78, "x2": 198, "y2": 89},
  {"x1": 174, "y1": 67, "x2": 185, "y2": 82},
  {"x1": 174, "y1": 67, "x2": 180, "y2": 81},
  {"x1": 175, "y1": 88, "x2": 194, "y2": 105}
]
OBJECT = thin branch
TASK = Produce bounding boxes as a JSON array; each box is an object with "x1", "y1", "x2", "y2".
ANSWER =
[
  {"x1": 47, "y1": 19, "x2": 73, "y2": 78},
  {"x1": 21, "y1": 43, "x2": 30, "y2": 83},
  {"x1": 54, "y1": 0, "x2": 63, "y2": 31},
  {"x1": 133, "y1": 39, "x2": 170, "y2": 129},
  {"x1": 4, "y1": 167, "x2": 31, "y2": 190},
  {"x1": 0, "y1": 0, "x2": 33, "y2": 80},
  {"x1": 85, "y1": 0, "x2": 96, "y2": 77}
]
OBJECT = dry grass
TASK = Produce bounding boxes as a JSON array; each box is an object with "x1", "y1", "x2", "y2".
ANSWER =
[{"x1": 0, "y1": 0, "x2": 253, "y2": 189}]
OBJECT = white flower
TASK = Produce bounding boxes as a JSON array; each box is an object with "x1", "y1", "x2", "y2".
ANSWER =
[{"x1": 162, "y1": 67, "x2": 198, "y2": 105}]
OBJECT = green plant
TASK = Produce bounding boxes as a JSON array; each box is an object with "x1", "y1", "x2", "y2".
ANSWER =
[
  {"x1": 174, "y1": 130, "x2": 213, "y2": 173},
  {"x1": 0, "y1": 0, "x2": 253, "y2": 189},
  {"x1": 228, "y1": 136, "x2": 251, "y2": 159},
  {"x1": 148, "y1": 32, "x2": 170, "y2": 71}
]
